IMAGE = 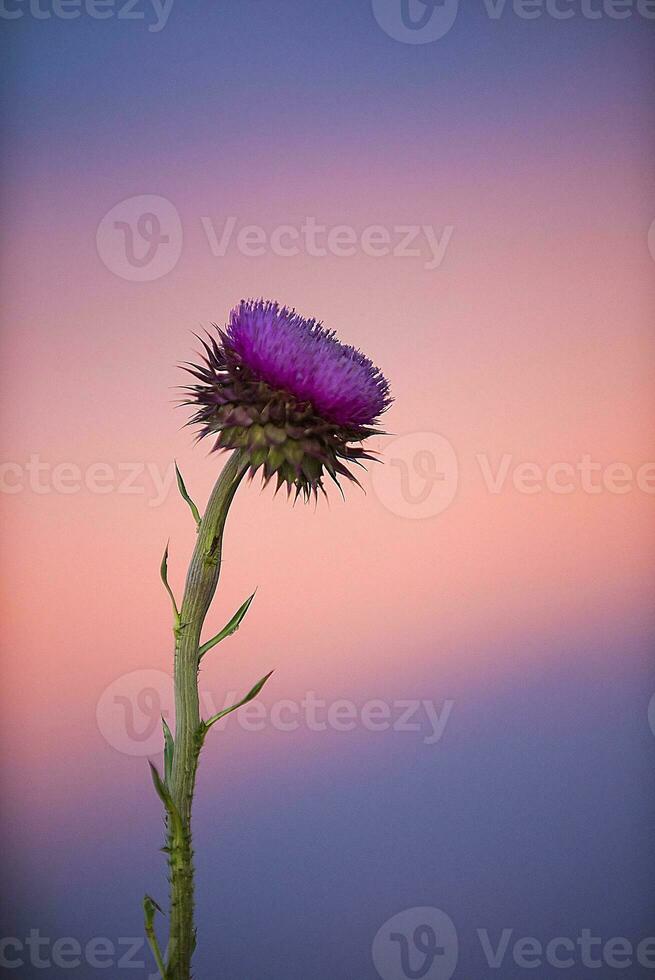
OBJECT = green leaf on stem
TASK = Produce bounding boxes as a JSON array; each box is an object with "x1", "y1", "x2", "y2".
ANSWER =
[
  {"x1": 144, "y1": 893, "x2": 163, "y2": 924},
  {"x1": 198, "y1": 591, "x2": 256, "y2": 662},
  {"x1": 162, "y1": 717, "x2": 174, "y2": 785},
  {"x1": 202, "y1": 670, "x2": 274, "y2": 731},
  {"x1": 148, "y1": 761, "x2": 183, "y2": 840},
  {"x1": 143, "y1": 894, "x2": 167, "y2": 980},
  {"x1": 149, "y1": 760, "x2": 170, "y2": 807},
  {"x1": 174, "y1": 461, "x2": 202, "y2": 528},
  {"x1": 160, "y1": 542, "x2": 180, "y2": 626}
]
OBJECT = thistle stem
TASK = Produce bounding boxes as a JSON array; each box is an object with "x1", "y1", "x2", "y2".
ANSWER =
[{"x1": 166, "y1": 450, "x2": 247, "y2": 980}]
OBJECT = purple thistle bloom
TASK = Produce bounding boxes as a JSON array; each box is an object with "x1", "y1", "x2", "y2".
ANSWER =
[
  {"x1": 225, "y1": 301, "x2": 390, "y2": 428},
  {"x1": 185, "y1": 299, "x2": 392, "y2": 500}
]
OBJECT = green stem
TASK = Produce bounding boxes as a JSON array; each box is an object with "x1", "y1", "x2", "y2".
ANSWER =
[{"x1": 166, "y1": 450, "x2": 247, "y2": 980}]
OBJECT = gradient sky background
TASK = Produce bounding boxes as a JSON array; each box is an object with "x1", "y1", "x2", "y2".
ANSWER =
[{"x1": 1, "y1": 2, "x2": 654, "y2": 978}]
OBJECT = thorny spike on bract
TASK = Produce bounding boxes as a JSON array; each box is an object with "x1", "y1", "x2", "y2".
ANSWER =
[{"x1": 183, "y1": 299, "x2": 392, "y2": 500}]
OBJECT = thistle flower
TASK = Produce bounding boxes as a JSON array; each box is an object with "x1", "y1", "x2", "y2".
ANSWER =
[
  {"x1": 185, "y1": 299, "x2": 392, "y2": 499},
  {"x1": 146, "y1": 302, "x2": 393, "y2": 978}
]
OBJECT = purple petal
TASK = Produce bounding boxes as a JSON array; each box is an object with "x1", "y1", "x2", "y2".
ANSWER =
[{"x1": 225, "y1": 300, "x2": 391, "y2": 428}]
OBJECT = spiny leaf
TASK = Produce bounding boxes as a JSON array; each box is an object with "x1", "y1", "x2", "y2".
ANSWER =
[
  {"x1": 160, "y1": 542, "x2": 180, "y2": 624},
  {"x1": 174, "y1": 461, "x2": 202, "y2": 527},
  {"x1": 202, "y1": 670, "x2": 274, "y2": 730},
  {"x1": 143, "y1": 894, "x2": 167, "y2": 979},
  {"x1": 143, "y1": 893, "x2": 163, "y2": 926},
  {"x1": 148, "y1": 762, "x2": 183, "y2": 840},
  {"x1": 162, "y1": 717, "x2": 174, "y2": 786},
  {"x1": 149, "y1": 761, "x2": 170, "y2": 808},
  {"x1": 198, "y1": 591, "x2": 256, "y2": 662}
]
